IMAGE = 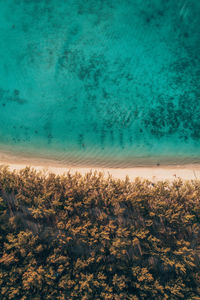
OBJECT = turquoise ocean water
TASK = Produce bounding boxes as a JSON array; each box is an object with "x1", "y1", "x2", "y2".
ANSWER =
[{"x1": 0, "y1": 0, "x2": 200, "y2": 167}]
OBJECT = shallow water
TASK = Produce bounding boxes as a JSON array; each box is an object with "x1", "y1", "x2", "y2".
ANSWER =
[{"x1": 0, "y1": 0, "x2": 200, "y2": 166}]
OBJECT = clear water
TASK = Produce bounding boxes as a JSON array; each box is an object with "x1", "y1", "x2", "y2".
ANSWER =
[{"x1": 0, "y1": 0, "x2": 200, "y2": 166}]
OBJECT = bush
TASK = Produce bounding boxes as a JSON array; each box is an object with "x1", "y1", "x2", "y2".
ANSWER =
[{"x1": 0, "y1": 166, "x2": 199, "y2": 299}]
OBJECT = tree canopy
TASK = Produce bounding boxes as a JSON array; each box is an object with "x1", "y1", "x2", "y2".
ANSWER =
[{"x1": 0, "y1": 166, "x2": 199, "y2": 299}]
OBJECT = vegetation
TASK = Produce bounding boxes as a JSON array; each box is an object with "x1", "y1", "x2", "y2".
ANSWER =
[{"x1": 0, "y1": 166, "x2": 199, "y2": 299}]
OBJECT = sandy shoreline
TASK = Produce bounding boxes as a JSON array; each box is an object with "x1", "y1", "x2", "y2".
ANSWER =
[{"x1": 1, "y1": 150, "x2": 200, "y2": 181}]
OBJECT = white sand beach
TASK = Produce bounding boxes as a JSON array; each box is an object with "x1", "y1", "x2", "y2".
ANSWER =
[{"x1": 1, "y1": 151, "x2": 200, "y2": 181}]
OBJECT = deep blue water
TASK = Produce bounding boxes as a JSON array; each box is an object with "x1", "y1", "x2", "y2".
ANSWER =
[{"x1": 0, "y1": 0, "x2": 200, "y2": 166}]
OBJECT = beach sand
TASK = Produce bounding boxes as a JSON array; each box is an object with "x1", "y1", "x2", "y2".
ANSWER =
[{"x1": 1, "y1": 150, "x2": 200, "y2": 181}]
